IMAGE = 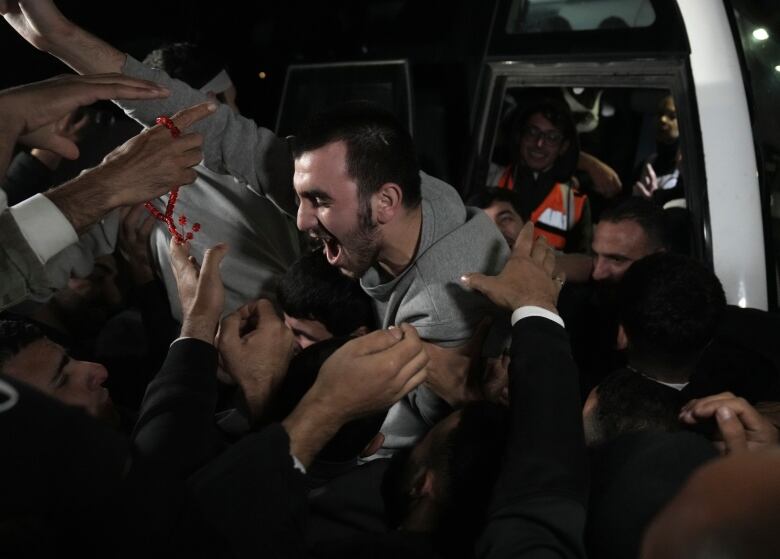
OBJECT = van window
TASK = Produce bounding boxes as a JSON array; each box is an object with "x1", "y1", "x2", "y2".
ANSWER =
[{"x1": 506, "y1": 0, "x2": 656, "y2": 34}]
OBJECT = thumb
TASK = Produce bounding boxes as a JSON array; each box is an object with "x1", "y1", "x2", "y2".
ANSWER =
[
  {"x1": 351, "y1": 328, "x2": 404, "y2": 356},
  {"x1": 716, "y1": 406, "x2": 748, "y2": 454},
  {"x1": 199, "y1": 243, "x2": 228, "y2": 281}
]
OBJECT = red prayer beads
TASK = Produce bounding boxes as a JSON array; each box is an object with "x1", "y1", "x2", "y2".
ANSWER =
[{"x1": 143, "y1": 116, "x2": 201, "y2": 244}]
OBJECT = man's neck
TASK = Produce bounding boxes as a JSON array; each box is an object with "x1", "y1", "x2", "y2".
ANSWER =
[
  {"x1": 629, "y1": 361, "x2": 694, "y2": 386},
  {"x1": 377, "y1": 204, "x2": 423, "y2": 277}
]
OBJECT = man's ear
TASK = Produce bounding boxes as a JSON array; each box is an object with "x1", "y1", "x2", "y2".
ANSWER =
[
  {"x1": 374, "y1": 182, "x2": 403, "y2": 225},
  {"x1": 616, "y1": 323, "x2": 628, "y2": 350},
  {"x1": 409, "y1": 468, "x2": 436, "y2": 499}
]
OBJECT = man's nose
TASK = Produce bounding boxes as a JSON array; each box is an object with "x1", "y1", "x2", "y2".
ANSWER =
[
  {"x1": 81, "y1": 361, "x2": 109, "y2": 391},
  {"x1": 296, "y1": 203, "x2": 316, "y2": 231},
  {"x1": 592, "y1": 257, "x2": 608, "y2": 281}
]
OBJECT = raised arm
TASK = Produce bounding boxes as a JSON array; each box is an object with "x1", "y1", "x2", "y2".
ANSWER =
[
  {"x1": 2, "y1": 0, "x2": 125, "y2": 74},
  {"x1": 3, "y1": 0, "x2": 297, "y2": 215}
]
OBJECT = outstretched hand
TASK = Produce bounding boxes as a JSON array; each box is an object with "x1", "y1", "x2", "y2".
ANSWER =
[
  {"x1": 169, "y1": 239, "x2": 227, "y2": 344},
  {"x1": 282, "y1": 323, "x2": 429, "y2": 466},
  {"x1": 461, "y1": 221, "x2": 563, "y2": 313},
  {"x1": 216, "y1": 299, "x2": 296, "y2": 420},
  {"x1": 633, "y1": 162, "x2": 659, "y2": 199},
  {"x1": 0, "y1": 73, "x2": 169, "y2": 159},
  {"x1": 680, "y1": 392, "x2": 780, "y2": 455}
]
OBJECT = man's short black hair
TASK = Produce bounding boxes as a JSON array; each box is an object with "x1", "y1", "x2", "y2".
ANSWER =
[
  {"x1": 382, "y1": 402, "x2": 509, "y2": 558},
  {"x1": 592, "y1": 369, "x2": 685, "y2": 446},
  {"x1": 142, "y1": 42, "x2": 225, "y2": 90},
  {"x1": 267, "y1": 336, "x2": 386, "y2": 464},
  {"x1": 290, "y1": 101, "x2": 421, "y2": 209},
  {"x1": 618, "y1": 253, "x2": 727, "y2": 372},
  {"x1": 276, "y1": 249, "x2": 376, "y2": 336},
  {"x1": 0, "y1": 318, "x2": 45, "y2": 370},
  {"x1": 513, "y1": 97, "x2": 577, "y2": 147},
  {"x1": 467, "y1": 187, "x2": 523, "y2": 217},
  {"x1": 598, "y1": 197, "x2": 667, "y2": 251}
]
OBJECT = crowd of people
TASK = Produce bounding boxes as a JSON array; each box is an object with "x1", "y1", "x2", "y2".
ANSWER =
[{"x1": 2, "y1": 1, "x2": 780, "y2": 558}]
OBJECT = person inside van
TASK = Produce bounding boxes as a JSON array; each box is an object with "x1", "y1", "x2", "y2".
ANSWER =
[{"x1": 488, "y1": 97, "x2": 592, "y2": 253}]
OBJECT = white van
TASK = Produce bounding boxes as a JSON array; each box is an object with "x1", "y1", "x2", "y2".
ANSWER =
[{"x1": 464, "y1": 0, "x2": 778, "y2": 311}]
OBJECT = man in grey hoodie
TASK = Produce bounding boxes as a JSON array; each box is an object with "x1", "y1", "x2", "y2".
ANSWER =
[{"x1": 4, "y1": 0, "x2": 510, "y2": 450}]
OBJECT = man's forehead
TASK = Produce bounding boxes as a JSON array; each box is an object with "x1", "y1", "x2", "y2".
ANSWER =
[
  {"x1": 527, "y1": 112, "x2": 561, "y2": 131},
  {"x1": 293, "y1": 141, "x2": 355, "y2": 193},
  {"x1": 594, "y1": 219, "x2": 651, "y2": 254}
]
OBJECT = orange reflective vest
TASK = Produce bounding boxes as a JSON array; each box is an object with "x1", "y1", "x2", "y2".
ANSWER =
[{"x1": 497, "y1": 166, "x2": 588, "y2": 250}]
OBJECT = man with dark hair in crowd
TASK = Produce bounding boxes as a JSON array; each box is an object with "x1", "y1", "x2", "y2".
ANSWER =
[
  {"x1": 489, "y1": 98, "x2": 591, "y2": 253},
  {"x1": 10, "y1": 0, "x2": 510, "y2": 454},
  {"x1": 277, "y1": 249, "x2": 375, "y2": 351},
  {"x1": 582, "y1": 368, "x2": 684, "y2": 448},
  {"x1": 591, "y1": 197, "x2": 667, "y2": 284},
  {"x1": 0, "y1": 317, "x2": 118, "y2": 425},
  {"x1": 617, "y1": 252, "x2": 726, "y2": 391},
  {"x1": 467, "y1": 187, "x2": 525, "y2": 248}
]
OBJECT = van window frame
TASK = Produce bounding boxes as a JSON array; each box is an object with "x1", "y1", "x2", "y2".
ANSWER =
[{"x1": 466, "y1": 57, "x2": 711, "y2": 266}]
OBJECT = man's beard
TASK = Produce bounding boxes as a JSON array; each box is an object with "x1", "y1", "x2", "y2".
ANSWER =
[{"x1": 337, "y1": 200, "x2": 380, "y2": 278}]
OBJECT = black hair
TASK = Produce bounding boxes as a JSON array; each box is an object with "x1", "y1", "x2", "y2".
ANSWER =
[
  {"x1": 142, "y1": 42, "x2": 225, "y2": 90},
  {"x1": 592, "y1": 369, "x2": 685, "y2": 446},
  {"x1": 599, "y1": 197, "x2": 667, "y2": 252},
  {"x1": 381, "y1": 402, "x2": 509, "y2": 558},
  {"x1": 0, "y1": 318, "x2": 45, "y2": 371},
  {"x1": 267, "y1": 336, "x2": 386, "y2": 464},
  {"x1": 618, "y1": 253, "x2": 726, "y2": 373},
  {"x1": 467, "y1": 187, "x2": 523, "y2": 217},
  {"x1": 276, "y1": 249, "x2": 376, "y2": 336},
  {"x1": 437, "y1": 402, "x2": 510, "y2": 557},
  {"x1": 289, "y1": 101, "x2": 421, "y2": 209}
]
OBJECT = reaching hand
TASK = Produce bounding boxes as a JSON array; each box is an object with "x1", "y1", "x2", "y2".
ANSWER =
[
  {"x1": 216, "y1": 299, "x2": 296, "y2": 419},
  {"x1": 421, "y1": 318, "x2": 491, "y2": 407},
  {"x1": 168, "y1": 239, "x2": 227, "y2": 343},
  {"x1": 94, "y1": 102, "x2": 215, "y2": 208},
  {"x1": 633, "y1": 163, "x2": 659, "y2": 199},
  {"x1": 0, "y1": 73, "x2": 169, "y2": 159},
  {"x1": 461, "y1": 221, "x2": 563, "y2": 313},
  {"x1": 680, "y1": 392, "x2": 780, "y2": 455},
  {"x1": 309, "y1": 323, "x2": 429, "y2": 423}
]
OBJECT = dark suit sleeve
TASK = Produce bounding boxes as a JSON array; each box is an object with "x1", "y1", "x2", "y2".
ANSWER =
[
  {"x1": 477, "y1": 316, "x2": 588, "y2": 559},
  {"x1": 188, "y1": 423, "x2": 310, "y2": 559},
  {"x1": 131, "y1": 338, "x2": 226, "y2": 478}
]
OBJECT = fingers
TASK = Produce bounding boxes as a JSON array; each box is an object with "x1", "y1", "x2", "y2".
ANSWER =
[
  {"x1": 715, "y1": 406, "x2": 748, "y2": 454},
  {"x1": 169, "y1": 101, "x2": 218, "y2": 130},
  {"x1": 530, "y1": 235, "x2": 550, "y2": 265},
  {"x1": 218, "y1": 309, "x2": 242, "y2": 345},
  {"x1": 512, "y1": 221, "x2": 535, "y2": 259},
  {"x1": 351, "y1": 328, "x2": 405, "y2": 356},
  {"x1": 169, "y1": 236, "x2": 192, "y2": 271},
  {"x1": 396, "y1": 349, "x2": 430, "y2": 397}
]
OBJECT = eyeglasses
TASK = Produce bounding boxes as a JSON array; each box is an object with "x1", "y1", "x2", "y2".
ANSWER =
[{"x1": 522, "y1": 125, "x2": 564, "y2": 146}]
